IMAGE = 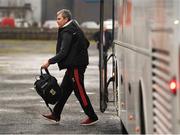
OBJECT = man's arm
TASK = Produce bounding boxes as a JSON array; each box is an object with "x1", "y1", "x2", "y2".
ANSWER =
[{"x1": 48, "y1": 32, "x2": 72, "y2": 64}]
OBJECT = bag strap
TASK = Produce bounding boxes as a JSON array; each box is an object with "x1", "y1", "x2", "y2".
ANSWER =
[{"x1": 40, "y1": 67, "x2": 50, "y2": 75}]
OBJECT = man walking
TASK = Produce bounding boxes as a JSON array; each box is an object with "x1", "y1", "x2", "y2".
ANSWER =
[{"x1": 41, "y1": 9, "x2": 98, "y2": 126}]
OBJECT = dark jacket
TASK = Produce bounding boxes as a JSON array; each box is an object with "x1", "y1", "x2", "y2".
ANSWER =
[{"x1": 48, "y1": 21, "x2": 89, "y2": 69}]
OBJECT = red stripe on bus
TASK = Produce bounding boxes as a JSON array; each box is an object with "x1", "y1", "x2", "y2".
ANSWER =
[{"x1": 74, "y1": 68, "x2": 88, "y2": 107}]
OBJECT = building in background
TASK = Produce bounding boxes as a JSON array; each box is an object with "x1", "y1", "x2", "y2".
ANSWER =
[
  {"x1": 42, "y1": 0, "x2": 112, "y2": 25},
  {"x1": 0, "y1": 0, "x2": 112, "y2": 27},
  {"x1": 72, "y1": 0, "x2": 112, "y2": 25},
  {"x1": 0, "y1": 0, "x2": 41, "y2": 27},
  {"x1": 41, "y1": 0, "x2": 73, "y2": 25}
]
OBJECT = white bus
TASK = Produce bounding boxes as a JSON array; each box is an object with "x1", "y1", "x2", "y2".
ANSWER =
[{"x1": 101, "y1": 0, "x2": 180, "y2": 134}]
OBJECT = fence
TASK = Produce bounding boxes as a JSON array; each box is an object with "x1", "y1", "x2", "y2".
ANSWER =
[{"x1": 0, "y1": 28, "x2": 98, "y2": 40}]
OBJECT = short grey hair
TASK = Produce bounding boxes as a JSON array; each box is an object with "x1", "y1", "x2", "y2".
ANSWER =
[{"x1": 57, "y1": 9, "x2": 72, "y2": 21}]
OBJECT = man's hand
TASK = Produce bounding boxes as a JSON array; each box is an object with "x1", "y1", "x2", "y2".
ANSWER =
[{"x1": 41, "y1": 60, "x2": 50, "y2": 69}]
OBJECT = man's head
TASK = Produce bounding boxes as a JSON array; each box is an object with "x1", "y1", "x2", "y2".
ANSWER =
[{"x1": 56, "y1": 9, "x2": 72, "y2": 28}]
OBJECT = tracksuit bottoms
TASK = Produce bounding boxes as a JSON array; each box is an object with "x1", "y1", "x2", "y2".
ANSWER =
[{"x1": 53, "y1": 67, "x2": 98, "y2": 120}]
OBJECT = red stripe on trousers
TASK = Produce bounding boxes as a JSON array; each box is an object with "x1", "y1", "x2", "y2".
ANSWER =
[{"x1": 74, "y1": 68, "x2": 88, "y2": 107}]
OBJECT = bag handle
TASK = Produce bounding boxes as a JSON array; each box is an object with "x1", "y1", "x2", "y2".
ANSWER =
[{"x1": 40, "y1": 67, "x2": 50, "y2": 75}]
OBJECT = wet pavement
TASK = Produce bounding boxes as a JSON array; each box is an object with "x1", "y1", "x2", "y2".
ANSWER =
[{"x1": 0, "y1": 40, "x2": 121, "y2": 134}]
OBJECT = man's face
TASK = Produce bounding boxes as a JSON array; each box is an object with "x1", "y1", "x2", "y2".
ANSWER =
[{"x1": 56, "y1": 13, "x2": 68, "y2": 28}]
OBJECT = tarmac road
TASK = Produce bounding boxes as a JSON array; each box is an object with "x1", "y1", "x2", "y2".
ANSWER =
[{"x1": 0, "y1": 40, "x2": 121, "y2": 134}]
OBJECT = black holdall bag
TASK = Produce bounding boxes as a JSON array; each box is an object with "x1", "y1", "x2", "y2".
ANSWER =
[{"x1": 34, "y1": 68, "x2": 61, "y2": 112}]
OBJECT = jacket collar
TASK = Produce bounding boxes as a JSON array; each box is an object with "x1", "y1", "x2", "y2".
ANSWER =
[{"x1": 63, "y1": 20, "x2": 73, "y2": 28}]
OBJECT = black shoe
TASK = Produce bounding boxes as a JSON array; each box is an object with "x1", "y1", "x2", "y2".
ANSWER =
[{"x1": 42, "y1": 113, "x2": 60, "y2": 123}]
